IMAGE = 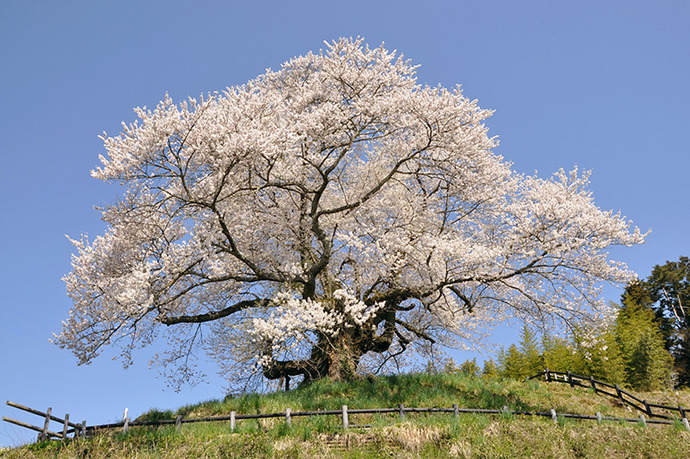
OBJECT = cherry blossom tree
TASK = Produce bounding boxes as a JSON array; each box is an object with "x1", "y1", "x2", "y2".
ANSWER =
[{"x1": 56, "y1": 38, "x2": 646, "y2": 387}]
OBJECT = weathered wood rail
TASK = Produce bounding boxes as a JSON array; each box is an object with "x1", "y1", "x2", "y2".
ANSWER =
[{"x1": 529, "y1": 369, "x2": 689, "y2": 421}]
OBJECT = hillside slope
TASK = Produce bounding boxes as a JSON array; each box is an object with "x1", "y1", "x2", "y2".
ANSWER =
[{"x1": 3, "y1": 373, "x2": 690, "y2": 458}]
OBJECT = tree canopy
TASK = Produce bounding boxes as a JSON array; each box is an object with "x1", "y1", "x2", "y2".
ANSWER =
[
  {"x1": 56, "y1": 38, "x2": 646, "y2": 388},
  {"x1": 622, "y1": 256, "x2": 690, "y2": 386}
]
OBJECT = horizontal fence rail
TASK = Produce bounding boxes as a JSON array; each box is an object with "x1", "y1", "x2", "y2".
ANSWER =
[
  {"x1": 529, "y1": 369, "x2": 687, "y2": 420},
  {"x1": 5, "y1": 397, "x2": 690, "y2": 444}
]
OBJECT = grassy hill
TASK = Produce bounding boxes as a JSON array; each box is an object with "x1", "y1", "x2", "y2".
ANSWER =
[{"x1": 4, "y1": 373, "x2": 690, "y2": 458}]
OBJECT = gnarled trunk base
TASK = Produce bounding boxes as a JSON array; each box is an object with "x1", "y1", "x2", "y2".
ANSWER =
[{"x1": 263, "y1": 329, "x2": 370, "y2": 386}]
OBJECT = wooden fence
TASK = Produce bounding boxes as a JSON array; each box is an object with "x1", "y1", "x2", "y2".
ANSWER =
[
  {"x1": 529, "y1": 369, "x2": 689, "y2": 421},
  {"x1": 2, "y1": 401, "x2": 86, "y2": 441},
  {"x1": 5, "y1": 395, "x2": 690, "y2": 444}
]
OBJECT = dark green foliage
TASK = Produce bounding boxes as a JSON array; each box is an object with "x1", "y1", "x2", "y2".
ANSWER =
[
  {"x1": 622, "y1": 257, "x2": 690, "y2": 387},
  {"x1": 494, "y1": 258, "x2": 685, "y2": 389}
]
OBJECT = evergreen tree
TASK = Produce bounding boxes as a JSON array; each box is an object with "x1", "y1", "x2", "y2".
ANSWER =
[
  {"x1": 458, "y1": 358, "x2": 481, "y2": 377},
  {"x1": 622, "y1": 257, "x2": 690, "y2": 387},
  {"x1": 541, "y1": 332, "x2": 576, "y2": 373},
  {"x1": 570, "y1": 323, "x2": 626, "y2": 386},
  {"x1": 519, "y1": 326, "x2": 545, "y2": 377},
  {"x1": 443, "y1": 357, "x2": 459, "y2": 374},
  {"x1": 497, "y1": 326, "x2": 545, "y2": 379},
  {"x1": 494, "y1": 304, "x2": 670, "y2": 390},
  {"x1": 497, "y1": 344, "x2": 525, "y2": 379},
  {"x1": 615, "y1": 302, "x2": 673, "y2": 390},
  {"x1": 482, "y1": 358, "x2": 499, "y2": 378}
]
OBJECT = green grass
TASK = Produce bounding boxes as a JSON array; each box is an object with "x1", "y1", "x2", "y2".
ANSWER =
[
  {"x1": 4, "y1": 372, "x2": 690, "y2": 458},
  {"x1": 159, "y1": 372, "x2": 541, "y2": 421}
]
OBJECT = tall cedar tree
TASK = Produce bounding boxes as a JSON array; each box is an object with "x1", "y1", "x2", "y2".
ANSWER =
[
  {"x1": 615, "y1": 302, "x2": 673, "y2": 390},
  {"x1": 622, "y1": 257, "x2": 690, "y2": 387},
  {"x1": 498, "y1": 326, "x2": 544, "y2": 380}
]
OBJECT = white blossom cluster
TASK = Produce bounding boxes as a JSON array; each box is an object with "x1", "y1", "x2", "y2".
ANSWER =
[
  {"x1": 333, "y1": 289, "x2": 384, "y2": 327},
  {"x1": 249, "y1": 289, "x2": 384, "y2": 366},
  {"x1": 250, "y1": 294, "x2": 340, "y2": 344}
]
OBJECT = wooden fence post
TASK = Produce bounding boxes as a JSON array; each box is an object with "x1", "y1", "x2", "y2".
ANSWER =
[
  {"x1": 639, "y1": 414, "x2": 646, "y2": 427},
  {"x1": 596, "y1": 412, "x2": 602, "y2": 424},
  {"x1": 81, "y1": 420, "x2": 86, "y2": 438},
  {"x1": 550, "y1": 409, "x2": 558, "y2": 424},
  {"x1": 545, "y1": 368, "x2": 551, "y2": 382},
  {"x1": 342, "y1": 405, "x2": 349, "y2": 429},
  {"x1": 398, "y1": 403, "x2": 405, "y2": 420},
  {"x1": 230, "y1": 411, "x2": 236, "y2": 432},
  {"x1": 682, "y1": 418, "x2": 690, "y2": 431},
  {"x1": 38, "y1": 407, "x2": 52, "y2": 441},
  {"x1": 643, "y1": 400, "x2": 652, "y2": 418},
  {"x1": 175, "y1": 415, "x2": 182, "y2": 432},
  {"x1": 679, "y1": 404, "x2": 686, "y2": 419},
  {"x1": 453, "y1": 404, "x2": 459, "y2": 419},
  {"x1": 122, "y1": 408, "x2": 129, "y2": 434},
  {"x1": 566, "y1": 371, "x2": 574, "y2": 388},
  {"x1": 285, "y1": 408, "x2": 292, "y2": 427},
  {"x1": 614, "y1": 385, "x2": 623, "y2": 402},
  {"x1": 62, "y1": 413, "x2": 70, "y2": 441},
  {"x1": 589, "y1": 376, "x2": 597, "y2": 394}
]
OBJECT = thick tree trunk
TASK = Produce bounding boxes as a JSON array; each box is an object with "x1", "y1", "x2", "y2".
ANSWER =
[
  {"x1": 262, "y1": 327, "x2": 376, "y2": 385},
  {"x1": 262, "y1": 301, "x2": 401, "y2": 385},
  {"x1": 296, "y1": 330, "x2": 364, "y2": 384},
  {"x1": 324, "y1": 333, "x2": 362, "y2": 382}
]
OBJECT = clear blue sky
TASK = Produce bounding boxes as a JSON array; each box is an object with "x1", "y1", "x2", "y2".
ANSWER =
[{"x1": 1, "y1": 0, "x2": 688, "y2": 447}]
